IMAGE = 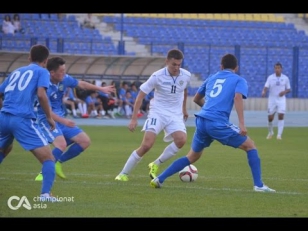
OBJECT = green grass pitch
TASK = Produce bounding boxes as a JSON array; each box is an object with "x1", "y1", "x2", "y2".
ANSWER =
[{"x1": 0, "y1": 126, "x2": 307, "y2": 217}]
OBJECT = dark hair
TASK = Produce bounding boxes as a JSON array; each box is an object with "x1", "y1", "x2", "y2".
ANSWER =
[
  {"x1": 274, "y1": 62, "x2": 282, "y2": 68},
  {"x1": 13, "y1": 14, "x2": 20, "y2": 20},
  {"x1": 167, "y1": 49, "x2": 184, "y2": 60},
  {"x1": 4, "y1": 15, "x2": 11, "y2": 21},
  {"x1": 221, "y1": 53, "x2": 238, "y2": 70},
  {"x1": 47, "y1": 56, "x2": 65, "y2": 72},
  {"x1": 30, "y1": 44, "x2": 50, "y2": 63}
]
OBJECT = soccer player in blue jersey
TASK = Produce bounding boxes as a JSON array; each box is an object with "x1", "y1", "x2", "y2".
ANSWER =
[
  {"x1": 34, "y1": 56, "x2": 115, "y2": 181},
  {"x1": 150, "y1": 53, "x2": 276, "y2": 193},
  {"x1": 0, "y1": 44, "x2": 57, "y2": 200}
]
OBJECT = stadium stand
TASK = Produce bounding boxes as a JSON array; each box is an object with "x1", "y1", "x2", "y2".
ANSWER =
[
  {"x1": 0, "y1": 13, "x2": 308, "y2": 98},
  {"x1": 101, "y1": 13, "x2": 308, "y2": 98}
]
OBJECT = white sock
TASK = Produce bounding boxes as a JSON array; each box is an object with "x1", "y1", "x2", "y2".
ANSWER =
[
  {"x1": 78, "y1": 103, "x2": 84, "y2": 115},
  {"x1": 153, "y1": 142, "x2": 180, "y2": 165},
  {"x1": 82, "y1": 103, "x2": 87, "y2": 115},
  {"x1": 120, "y1": 150, "x2": 142, "y2": 175},
  {"x1": 277, "y1": 120, "x2": 284, "y2": 136},
  {"x1": 91, "y1": 110, "x2": 98, "y2": 116},
  {"x1": 268, "y1": 122, "x2": 273, "y2": 134},
  {"x1": 72, "y1": 109, "x2": 77, "y2": 116}
]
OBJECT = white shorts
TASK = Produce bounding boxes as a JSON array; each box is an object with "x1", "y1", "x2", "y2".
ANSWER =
[
  {"x1": 141, "y1": 113, "x2": 186, "y2": 142},
  {"x1": 267, "y1": 100, "x2": 286, "y2": 115}
]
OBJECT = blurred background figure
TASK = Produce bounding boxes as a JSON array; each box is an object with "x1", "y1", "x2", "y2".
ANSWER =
[{"x1": 2, "y1": 14, "x2": 15, "y2": 35}]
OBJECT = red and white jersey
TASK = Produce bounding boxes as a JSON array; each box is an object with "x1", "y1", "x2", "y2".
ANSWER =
[{"x1": 140, "y1": 67, "x2": 191, "y2": 117}]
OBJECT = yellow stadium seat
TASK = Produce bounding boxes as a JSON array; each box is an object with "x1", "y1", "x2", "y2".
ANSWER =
[
  {"x1": 267, "y1": 14, "x2": 277, "y2": 22},
  {"x1": 198, "y1": 14, "x2": 207, "y2": 19},
  {"x1": 237, "y1": 14, "x2": 245, "y2": 21},
  {"x1": 229, "y1": 14, "x2": 238, "y2": 20},
  {"x1": 275, "y1": 16, "x2": 285, "y2": 22},
  {"x1": 173, "y1": 13, "x2": 182, "y2": 19},
  {"x1": 205, "y1": 14, "x2": 215, "y2": 20},
  {"x1": 181, "y1": 14, "x2": 191, "y2": 19},
  {"x1": 213, "y1": 14, "x2": 223, "y2": 20},
  {"x1": 221, "y1": 14, "x2": 230, "y2": 20},
  {"x1": 189, "y1": 13, "x2": 199, "y2": 19},
  {"x1": 140, "y1": 14, "x2": 152, "y2": 17},
  {"x1": 245, "y1": 14, "x2": 254, "y2": 21},
  {"x1": 126, "y1": 13, "x2": 142, "y2": 17},
  {"x1": 165, "y1": 13, "x2": 174, "y2": 18},
  {"x1": 156, "y1": 14, "x2": 166, "y2": 18},
  {"x1": 147, "y1": 13, "x2": 159, "y2": 18},
  {"x1": 253, "y1": 14, "x2": 262, "y2": 21},
  {"x1": 260, "y1": 14, "x2": 269, "y2": 21}
]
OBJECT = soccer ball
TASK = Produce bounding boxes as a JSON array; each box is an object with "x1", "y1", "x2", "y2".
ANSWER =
[{"x1": 179, "y1": 164, "x2": 198, "y2": 182}]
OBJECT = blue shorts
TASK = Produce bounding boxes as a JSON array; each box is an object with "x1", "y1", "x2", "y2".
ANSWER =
[
  {"x1": 39, "y1": 119, "x2": 83, "y2": 144},
  {"x1": 0, "y1": 112, "x2": 49, "y2": 151},
  {"x1": 191, "y1": 116, "x2": 247, "y2": 152}
]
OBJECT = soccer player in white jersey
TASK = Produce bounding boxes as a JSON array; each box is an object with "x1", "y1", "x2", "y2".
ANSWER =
[
  {"x1": 150, "y1": 54, "x2": 275, "y2": 193},
  {"x1": 261, "y1": 62, "x2": 291, "y2": 140},
  {"x1": 0, "y1": 44, "x2": 57, "y2": 200},
  {"x1": 115, "y1": 49, "x2": 191, "y2": 181}
]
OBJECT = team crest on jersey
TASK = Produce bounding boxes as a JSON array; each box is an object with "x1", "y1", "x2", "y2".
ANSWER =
[
  {"x1": 58, "y1": 84, "x2": 64, "y2": 91},
  {"x1": 179, "y1": 80, "x2": 184, "y2": 86}
]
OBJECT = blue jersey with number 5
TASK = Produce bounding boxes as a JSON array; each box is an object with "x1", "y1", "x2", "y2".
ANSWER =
[
  {"x1": 0, "y1": 63, "x2": 50, "y2": 119},
  {"x1": 195, "y1": 70, "x2": 248, "y2": 123}
]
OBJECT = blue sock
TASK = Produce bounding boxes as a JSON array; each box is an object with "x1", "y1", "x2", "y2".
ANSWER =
[
  {"x1": 158, "y1": 156, "x2": 190, "y2": 183},
  {"x1": 247, "y1": 149, "x2": 263, "y2": 187},
  {"x1": 41, "y1": 160, "x2": 55, "y2": 194},
  {"x1": 52, "y1": 147, "x2": 63, "y2": 161},
  {"x1": 0, "y1": 152, "x2": 5, "y2": 164},
  {"x1": 58, "y1": 143, "x2": 84, "y2": 163}
]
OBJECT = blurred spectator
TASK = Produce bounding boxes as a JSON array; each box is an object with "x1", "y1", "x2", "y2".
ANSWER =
[
  {"x1": 122, "y1": 90, "x2": 135, "y2": 119},
  {"x1": 130, "y1": 81, "x2": 139, "y2": 101},
  {"x1": 82, "y1": 13, "x2": 95, "y2": 29},
  {"x1": 130, "y1": 81, "x2": 144, "y2": 118},
  {"x1": 85, "y1": 91, "x2": 103, "y2": 118},
  {"x1": 63, "y1": 87, "x2": 88, "y2": 118},
  {"x1": 141, "y1": 89, "x2": 154, "y2": 114},
  {"x1": 97, "y1": 82, "x2": 116, "y2": 119},
  {"x1": 12, "y1": 14, "x2": 25, "y2": 34},
  {"x1": 57, "y1": 13, "x2": 64, "y2": 20},
  {"x1": 117, "y1": 81, "x2": 130, "y2": 116},
  {"x1": 2, "y1": 14, "x2": 15, "y2": 35}
]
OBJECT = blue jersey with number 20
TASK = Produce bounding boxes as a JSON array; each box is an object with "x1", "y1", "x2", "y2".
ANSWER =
[{"x1": 0, "y1": 63, "x2": 50, "y2": 119}]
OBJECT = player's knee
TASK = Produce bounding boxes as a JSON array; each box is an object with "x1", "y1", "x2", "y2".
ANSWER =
[
  {"x1": 187, "y1": 150, "x2": 201, "y2": 163},
  {"x1": 240, "y1": 138, "x2": 256, "y2": 151},
  {"x1": 174, "y1": 136, "x2": 187, "y2": 148}
]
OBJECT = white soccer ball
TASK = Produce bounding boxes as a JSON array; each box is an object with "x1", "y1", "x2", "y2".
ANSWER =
[{"x1": 179, "y1": 164, "x2": 198, "y2": 182}]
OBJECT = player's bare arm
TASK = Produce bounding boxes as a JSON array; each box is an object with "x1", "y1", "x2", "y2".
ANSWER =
[
  {"x1": 51, "y1": 111, "x2": 75, "y2": 127},
  {"x1": 193, "y1": 93, "x2": 205, "y2": 107},
  {"x1": 182, "y1": 88, "x2": 189, "y2": 121},
  {"x1": 78, "y1": 81, "x2": 115, "y2": 94},
  {"x1": 234, "y1": 93, "x2": 247, "y2": 136},
  {"x1": 128, "y1": 90, "x2": 146, "y2": 132},
  {"x1": 279, "y1": 88, "x2": 291, "y2": 97},
  {"x1": 261, "y1": 87, "x2": 268, "y2": 97}
]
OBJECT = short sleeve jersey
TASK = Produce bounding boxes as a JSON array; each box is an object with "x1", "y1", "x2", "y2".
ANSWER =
[{"x1": 139, "y1": 67, "x2": 191, "y2": 117}]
